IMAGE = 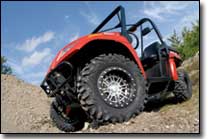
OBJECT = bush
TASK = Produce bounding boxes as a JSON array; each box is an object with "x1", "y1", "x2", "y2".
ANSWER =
[
  {"x1": 1, "y1": 56, "x2": 12, "y2": 75},
  {"x1": 168, "y1": 20, "x2": 199, "y2": 60}
]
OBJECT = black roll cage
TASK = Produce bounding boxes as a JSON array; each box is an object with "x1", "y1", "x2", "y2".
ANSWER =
[
  {"x1": 92, "y1": 5, "x2": 173, "y2": 81},
  {"x1": 92, "y1": 5, "x2": 131, "y2": 42},
  {"x1": 91, "y1": 5, "x2": 167, "y2": 56}
]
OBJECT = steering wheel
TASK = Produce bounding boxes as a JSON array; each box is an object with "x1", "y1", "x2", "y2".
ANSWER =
[{"x1": 127, "y1": 32, "x2": 139, "y2": 49}]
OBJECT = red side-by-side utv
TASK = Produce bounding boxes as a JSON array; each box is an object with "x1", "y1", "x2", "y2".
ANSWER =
[{"x1": 41, "y1": 6, "x2": 192, "y2": 132}]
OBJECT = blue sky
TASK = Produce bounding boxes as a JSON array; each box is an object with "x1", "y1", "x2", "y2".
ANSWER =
[{"x1": 1, "y1": 1, "x2": 199, "y2": 85}]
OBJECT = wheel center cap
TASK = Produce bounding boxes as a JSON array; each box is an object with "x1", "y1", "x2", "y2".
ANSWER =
[
  {"x1": 97, "y1": 67, "x2": 137, "y2": 108},
  {"x1": 109, "y1": 84, "x2": 120, "y2": 94}
]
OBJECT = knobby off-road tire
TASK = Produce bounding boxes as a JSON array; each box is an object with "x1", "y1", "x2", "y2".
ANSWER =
[
  {"x1": 77, "y1": 54, "x2": 147, "y2": 125},
  {"x1": 173, "y1": 70, "x2": 192, "y2": 102},
  {"x1": 50, "y1": 100, "x2": 85, "y2": 132}
]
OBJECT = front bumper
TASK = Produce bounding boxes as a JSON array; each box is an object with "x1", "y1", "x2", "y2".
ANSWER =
[{"x1": 40, "y1": 61, "x2": 73, "y2": 97}]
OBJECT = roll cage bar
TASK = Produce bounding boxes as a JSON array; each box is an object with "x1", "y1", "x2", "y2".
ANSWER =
[
  {"x1": 91, "y1": 5, "x2": 171, "y2": 79},
  {"x1": 92, "y1": 5, "x2": 164, "y2": 45},
  {"x1": 92, "y1": 6, "x2": 131, "y2": 42}
]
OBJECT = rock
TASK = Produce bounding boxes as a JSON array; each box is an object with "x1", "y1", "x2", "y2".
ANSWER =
[{"x1": 82, "y1": 122, "x2": 90, "y2": 131}]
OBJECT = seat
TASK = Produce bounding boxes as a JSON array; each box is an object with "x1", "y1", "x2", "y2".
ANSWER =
[{"x1": 141, "y1": 41, "x2": 160, "y2": 70}]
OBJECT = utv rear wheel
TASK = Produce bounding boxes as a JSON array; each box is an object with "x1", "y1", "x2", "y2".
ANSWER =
[
  {"x1": 50, "y1": 100, "x2": 85, "y2": 132},
  {"x1": 77, "y1": 54, "x2": 147, "y2": 125},
  {"x1": 173, "y1": 70, "x2": 192, "y2": 102}
]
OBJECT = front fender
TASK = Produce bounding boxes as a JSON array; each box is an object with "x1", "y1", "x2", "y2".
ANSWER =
[
  {"x1": 169, "y1": 51, "x2": 182, "y2": 80},
  {"x1": 49, "y1": 32, "x2": 146, "y2": 78}
]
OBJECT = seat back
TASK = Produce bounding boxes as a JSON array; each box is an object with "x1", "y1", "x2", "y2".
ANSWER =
[
  {"x1": 143, "y1": 41, "x2": 160, "y2": 59},
  {"x1": 141, "y1": 41, "x2": 160, "y2": 70}
]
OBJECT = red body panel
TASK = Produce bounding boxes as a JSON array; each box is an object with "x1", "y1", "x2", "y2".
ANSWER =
[
  {"x1": 169, "y1": 51, "x2": 181, "y2": 80},
  {"x1": 48, "y1": 32, "x2": 146, "y2": 78}
]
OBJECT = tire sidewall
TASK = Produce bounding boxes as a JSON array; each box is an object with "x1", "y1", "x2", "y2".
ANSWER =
[
  {"x1": 173, "y1": 70, "x2": 192, "y2": 101},
  {"x1": 183, "y1": 71, "x2": 192, "y2": 98},
  {"x1": 82, "y1": 54, "x2": 146, "y2": 120},
  {"x1": 50, "y1": 101, "x2": 84, "y2": 132}
]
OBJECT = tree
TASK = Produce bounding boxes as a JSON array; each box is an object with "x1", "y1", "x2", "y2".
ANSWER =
[
  {"x1": 168, "y1": 20, "x2": 199, "y2": 60},
  {"x1": 1, "y1": 56, "x2": 12, "y2": 75},
  {"x1": 168, "y1": 30, "x2": 181, "y2": 48},
  {"x1": 168, "y1": 29, "x2": 184, "y2": 59},
  {"x1": 180, "y1": 20, "x2": 199, "y2": 59}
]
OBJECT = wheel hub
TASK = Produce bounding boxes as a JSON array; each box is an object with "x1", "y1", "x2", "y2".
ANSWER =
[
  {"x1": 97, "y1": 67, "x2": 137, "y2": 108},
  {"x1": 109, "y1": 83, "x2": 120, "y2": 93}
]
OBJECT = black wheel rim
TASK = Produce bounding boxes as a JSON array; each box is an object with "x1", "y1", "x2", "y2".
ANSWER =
[{"x1": 97, "y1": 66, "x2": 137, "y2": 108}]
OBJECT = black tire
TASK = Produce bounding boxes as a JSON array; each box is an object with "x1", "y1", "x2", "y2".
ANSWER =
[
  {"x1": 77, "y1": 54, "x2": 147, "y2": 125},
  {"x1": 50, "y1": 100, "x2": 85, "y2": 132},
  {"x1": 173, "y1": 70, "x2": 192, "y2": 102}
]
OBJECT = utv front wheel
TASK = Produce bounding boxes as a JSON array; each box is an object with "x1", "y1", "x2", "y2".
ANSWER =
[
  {"x1": 77, "y1": 54, "x2": 147, "y2": 125},
  {"x1": 173, "y1": 70, "x2": 192, "y2": 102},
  {"x1": 50, "y1": 100, "x2": 85, "y2": 132}
]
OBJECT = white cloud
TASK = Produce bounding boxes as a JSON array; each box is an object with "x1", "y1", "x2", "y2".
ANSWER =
[
  {"x1": 180, "y1": 12, "x2": 199, "y2": 28},
  {"x1": 144, "y1": 1, "x2": 195, "y2": 21},
  {"x1": 53, "y1": 29, "x2": 80, "y2": 49},
  {"x1": 172, "y1": 11, "x2": 199, "y2": 34},
  {"x1": 80, "y1": 2, "x2": 100, "y2": 26},
  {"x1": 22, "y1": 48, "x2": 51, "y2": 67},
  {"x1": 26, "y1": 71, "x2": 46, "y2": 79},
  {"x1": 65, "y1": 15, "x2": 69, "y2": 19},
  {"x1": 21, "y1": 72, "x2": 45, "y2": 85},
  {"x1": 17, "y1": 31, "x2": 55, "y2": 52},
  {"x1": 69, "y1": 32, "x2": 79, "y2": 42}
]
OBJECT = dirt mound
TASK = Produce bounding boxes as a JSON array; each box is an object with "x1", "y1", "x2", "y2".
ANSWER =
[
  {"x1": 1, "y1": 75, "x2": 61, "y2": 133},
  {"x1": 1, "y1": 53, "x2": 199, "y2": 133}
]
